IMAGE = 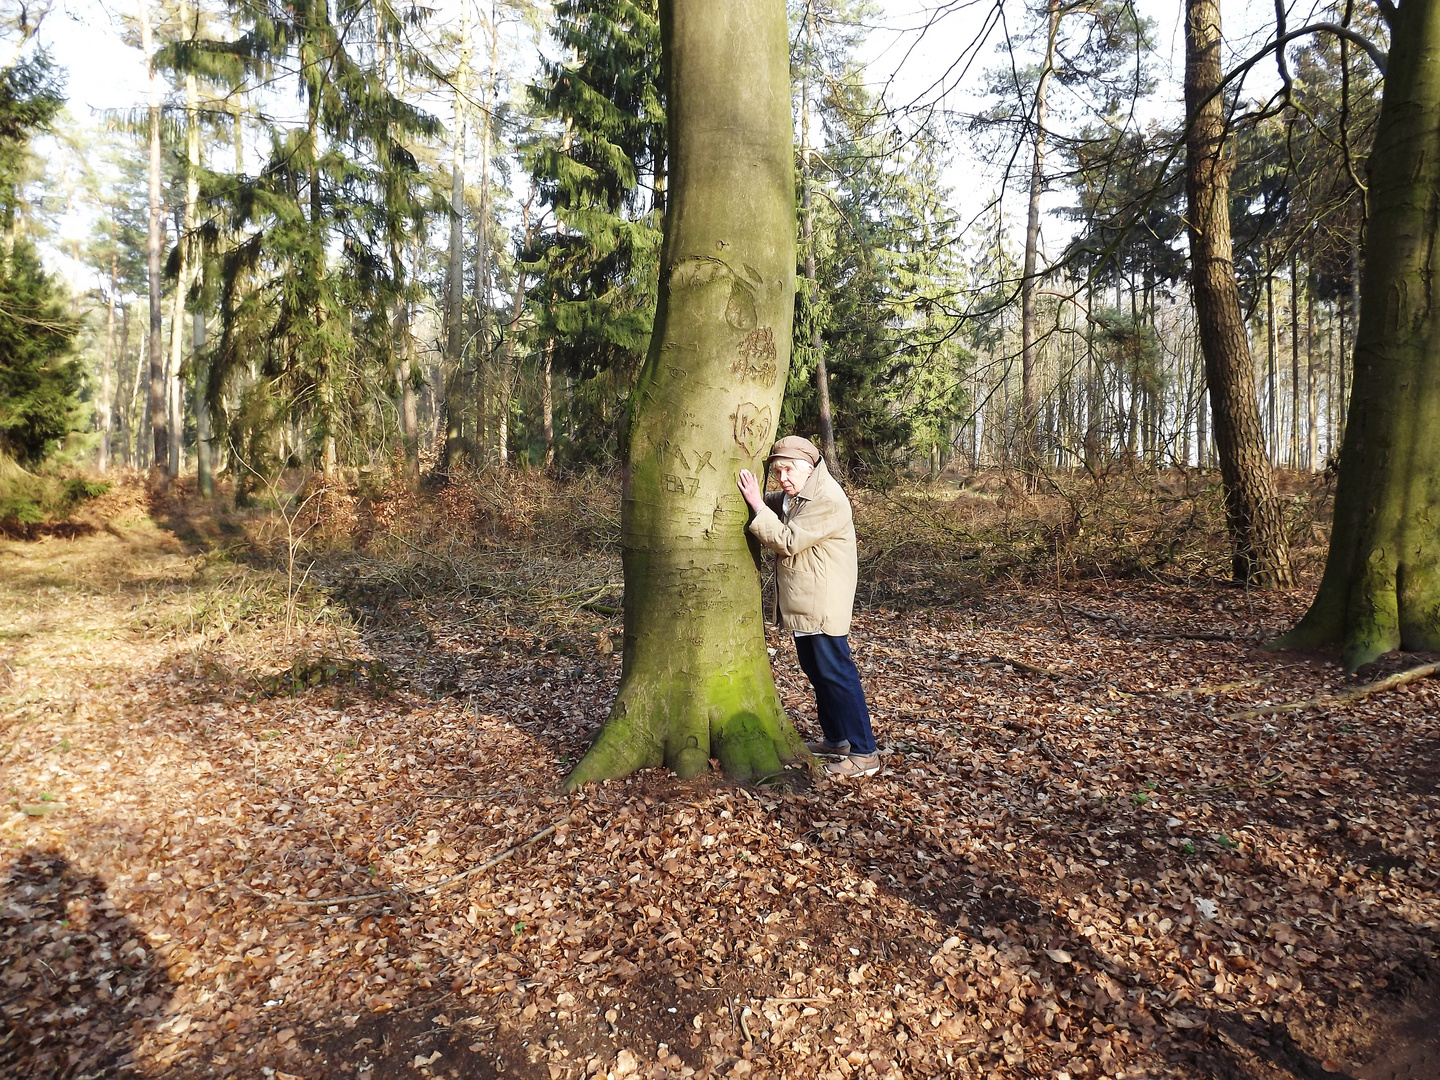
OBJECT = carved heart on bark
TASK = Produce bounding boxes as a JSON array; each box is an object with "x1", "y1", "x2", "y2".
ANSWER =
[{"x1": 732, "y1": 402, "x2": 773, "y2": 460}]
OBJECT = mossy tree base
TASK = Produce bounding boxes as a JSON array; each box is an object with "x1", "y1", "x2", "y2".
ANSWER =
[
  {"x1": 1273, "y1": 0, "x2": 1440, "y2": 671},
  {"x1": 564, "y1": 0, "x2": 806, "y2": 789}
]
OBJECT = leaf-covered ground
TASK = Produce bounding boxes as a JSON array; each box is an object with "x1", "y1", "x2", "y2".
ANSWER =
[{"x1": 2, "y1": 486, "x2": 1438, "y2": 1080}]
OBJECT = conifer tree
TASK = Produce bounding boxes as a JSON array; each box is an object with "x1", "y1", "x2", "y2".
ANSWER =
[
  {"x1": 787, "y1": 62, "x2": 970, "y2": 474},
  {"x1": 523, "y1": 0, "x2": 665, "y2": 465},
  {"x1": 204, "y1": 0, "x2": 436, "y2": 483},
  {"x1": 0, "y1": 51, "x2": 79, "y2": 465}
]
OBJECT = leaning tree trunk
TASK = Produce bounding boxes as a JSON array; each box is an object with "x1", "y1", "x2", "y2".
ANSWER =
[
  {"x1": 1276, "y1": 0, "x2": 1440, "y2": 669},
  {"x1": 1184, "y1": 0, "x2": 1294, "y2": 587},
  {"x1": 565, "y1": 0, "x2": 805, "y2": 789}
]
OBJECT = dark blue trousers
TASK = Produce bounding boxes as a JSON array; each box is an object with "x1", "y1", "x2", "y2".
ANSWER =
[{"x1": 794, "y1": 634, "x2": 875, "y2": 755}]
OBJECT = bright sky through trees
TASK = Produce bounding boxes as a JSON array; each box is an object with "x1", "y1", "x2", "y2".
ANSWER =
[{"x1": 31, "y1": 0, "x2": 1292, "y2": 287}]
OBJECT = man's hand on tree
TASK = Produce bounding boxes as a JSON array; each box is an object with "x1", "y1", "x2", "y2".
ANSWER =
[{"x1": 736, "y1": 468, "x2": 765, "y2": 513}]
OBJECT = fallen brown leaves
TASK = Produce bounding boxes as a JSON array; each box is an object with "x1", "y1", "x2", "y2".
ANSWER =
[{"x1": 1, "y1": 483, "x2": 1438, "y2": 1080}]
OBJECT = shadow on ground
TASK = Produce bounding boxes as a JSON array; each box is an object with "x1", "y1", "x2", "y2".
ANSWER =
[{"x1": 0, "y1": 849, "x2": 174, "y2": 1078}]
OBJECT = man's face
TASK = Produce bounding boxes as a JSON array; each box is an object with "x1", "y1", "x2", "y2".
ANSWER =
[{"x1": 772, "y1": 457, "x2": 814, "y2": 496}]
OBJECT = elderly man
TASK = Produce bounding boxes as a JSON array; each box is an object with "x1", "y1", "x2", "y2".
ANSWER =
[{"x1": 737, "y1": 436, "x2": 879, "y2": 777}]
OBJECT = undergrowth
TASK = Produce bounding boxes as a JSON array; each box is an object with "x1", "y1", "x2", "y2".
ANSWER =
[
  {"x1": 855, "y1": 466, "x2": 1332, "y2": 606},
  {"x1": 0, "y1": 452, "x2": 110, "y2": 533},
  {"x1": 5, "y1": 463, "x2": 1330, "y2": 707}
]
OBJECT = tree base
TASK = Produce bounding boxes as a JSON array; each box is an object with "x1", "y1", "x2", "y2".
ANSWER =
[
  {"x1": 1270, "y1": 546, "x2": 1440, "y2": 672},
  {"x1": 563, "y1": 664, "x2": 809, "y2": 791}
]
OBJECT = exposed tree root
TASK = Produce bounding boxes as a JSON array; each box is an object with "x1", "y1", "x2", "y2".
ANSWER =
[{"x1": 1225, "y1": 662, "x2": 1440, "y2": 721}]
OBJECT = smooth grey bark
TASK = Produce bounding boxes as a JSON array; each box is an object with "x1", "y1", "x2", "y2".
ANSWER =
[{"x1": 566, "y1": 0, "x2": 806, "y2": 788}]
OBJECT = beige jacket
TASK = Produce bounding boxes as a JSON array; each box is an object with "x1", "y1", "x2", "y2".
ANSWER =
[{"x1": 747, "y1": 459, "x2": 858, "y2": 636}]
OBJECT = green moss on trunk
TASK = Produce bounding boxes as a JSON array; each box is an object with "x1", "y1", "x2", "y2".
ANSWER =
[
  {"x1": 1275, "y1": 0, "x2": 1440, "y2": 670},
  {"x1": 565, "y1": 0, "x2": 807, "y2": 789}
]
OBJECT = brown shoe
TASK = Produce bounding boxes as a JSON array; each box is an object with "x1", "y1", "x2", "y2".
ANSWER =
[
  {"x1": 825, "y1": 753, "x2": 881, "y2": 778},
  {"x1": 806, "y1": 738, "x2": 850, "y2": 756}
]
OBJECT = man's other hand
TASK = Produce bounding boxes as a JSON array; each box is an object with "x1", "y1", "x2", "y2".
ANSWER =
[{"x1": 737, "y1": 468, "x2": 765, "y2": 512}]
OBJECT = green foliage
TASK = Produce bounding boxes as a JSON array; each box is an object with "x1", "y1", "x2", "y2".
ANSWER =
[
  {"x1": 790, "y1": 73, "x2": 971, "y2": 476},
  {"x1": 205, "y1": 0, "x2": 439, "y2": 484},
  {"x1": 0, "y1": 49, "x2": 80, "y2": 468},
  {"x1": 523, "y1": 0, "x2": 665, "y2": 465},
  {"x1": 0, "y1": 50, "x2": 64, "y2": 233},
  {"x1": 1228, "y1": 13, "x2": 1385, "y2": 306},
  {"x1": 1062, "y1": 126, "x2": 1188, "y2": 298},
  {"x1": 0, "y1": 451, "x2": 107, "y2": 527},
  {"x1": 0, "y1": 242, "x2": 81, "y2": 465}
]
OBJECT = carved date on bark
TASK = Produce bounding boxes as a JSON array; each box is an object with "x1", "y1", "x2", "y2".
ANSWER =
[
  {"x1": 732, "y1": 402, "x2": 772, "y2": 459},
  {"x1": 664, "y1": 473, "x2": 700, "y2": 496}
]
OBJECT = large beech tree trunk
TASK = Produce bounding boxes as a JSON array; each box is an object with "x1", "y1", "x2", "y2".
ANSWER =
[
  {"x1": 1184, "y1": 0, "x2": 1294, "y2": 587},
  {"x1": 1276, "y1": 0, "x2": 1440, "y2": 669},
  {"x1": 565, "y1": 0, "x2": 805, "y2": 789}
]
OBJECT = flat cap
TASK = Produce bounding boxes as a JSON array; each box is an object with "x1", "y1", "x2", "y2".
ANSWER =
[{"x1": 767, "y1": 435, "x2": 822, "y2": 465}]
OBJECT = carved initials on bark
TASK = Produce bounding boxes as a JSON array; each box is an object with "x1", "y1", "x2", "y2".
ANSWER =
[
  {"x1": 732, "y1": 402, "x2": 772, "y2": 459},
  {"x1": 733, "y1": 327, "x2": 777, "y2": 387}
]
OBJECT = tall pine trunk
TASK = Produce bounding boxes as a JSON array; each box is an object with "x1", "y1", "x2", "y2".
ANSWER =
[
  {"x1": 442, "y1": 4, "x2": 470, "y2": 472},
  {"x1": 1290, "y1": 253, "x2": 1301, "y2": 469},
  {"x1": 99, "y1": 254, "x2": 117, "y2": 472},
  {"x1": 139, "y1": 0, "x2": 167, "y2": 477},
  {"x1": 799, "y1": 8, "x2": 837, "y2": 475},
  {"x1": 188, "y1": 51, "x2": 212, "y2": 497},
  {"x1": 1276, "y1": 0, "x2": 1440, "y2": 669},
  {"x1": 565, "y1": 0, "x2": 805, "y2": 789},
  {"x1": 1020, "y1": 0, "x2": 1059, "y2": 482},
  {"x1": 474, "y1": 5, "x2": 500, "y2": 464},
  {"x1": 542, "y1": 338, "x2": 554, "y2": 467},
  {"x1": 1184, "y1": 0, "x2": 1293, "y2": 586},
  {"x1": 1306, "y1": 262, "x2": 1318, "y2": 471}
]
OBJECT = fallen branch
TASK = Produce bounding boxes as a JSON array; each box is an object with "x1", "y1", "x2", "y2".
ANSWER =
[
  {"x1": 1057, "y1": 601, "x2": 1132, "y2": 636},
  {"x1": 1157, "y1": 629, "x2": 1251, "y2": 642},
  {"x1": 417, "y1": 815, "x2": 573, "y2": 896},
  {"x1": 242, "y1": 815, "x2": 574, "y2": 908},
  {"x1": 1163, "y1": 676, "x2": 1270, "y2": 699},
  {"x1": 980, "y1": 655, "x2": 1072, "y2": 679},
  {"x1": 1225, "y1": 662, "x2": 1440, "y2": 721}
]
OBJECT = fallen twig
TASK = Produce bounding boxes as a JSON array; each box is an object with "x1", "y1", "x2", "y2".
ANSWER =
[
  {"x1": 241, "y1": 815, "x2": 574, "y2": 908},
  {"x1": 417, "y1": 815, "x2": 574, "y2": 896},
  {"x1": 980, "y1": 655, "x2": 1072, "y2": 679},
  {"x1": 1225, "y1": 662, "x2": 1440, "y2": 721},
  {"x1": 1162, "y1": 676, "x2": 1270, "y2": 699},
  {"x1": 1057, "y1": 601, "x2": 1132, "y2": 636}
]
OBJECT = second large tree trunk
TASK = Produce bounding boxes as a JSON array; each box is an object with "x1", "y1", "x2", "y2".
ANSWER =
[
  {"x1": 1276, "y1": 0, "x2": 1440, "y2": 669},
  {"x1": 1184, "y1": 0, "x2": 1294, "y2": 587},
  {"x1": 565, "y1": 0, "x2": 805, "y2": 789}
]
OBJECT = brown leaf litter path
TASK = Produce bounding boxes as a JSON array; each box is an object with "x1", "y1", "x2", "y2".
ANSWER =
[{"x1": 2, "y1": 519, "x2": 1439, "y2": 1080}]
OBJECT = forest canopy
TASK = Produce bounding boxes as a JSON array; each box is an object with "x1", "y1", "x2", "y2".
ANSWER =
[{"x1": 7, "y1": 0, "x2": 1381, "y2": 494}]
